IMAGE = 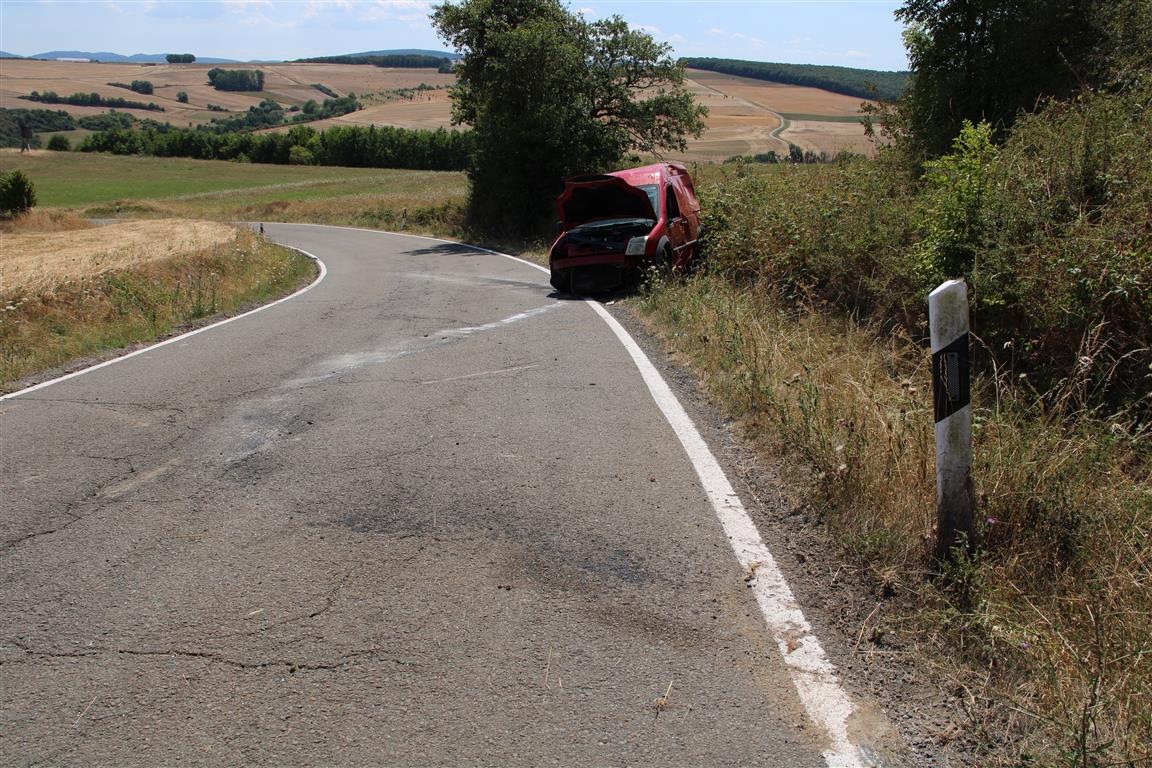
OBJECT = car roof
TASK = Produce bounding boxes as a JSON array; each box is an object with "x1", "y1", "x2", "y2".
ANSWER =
[
  {"x1": 565, "y1": 162, "x2": 689, "y2": 189},
  {"x1": 606, "y1": 162, "x2": 688, "y2": 187}
]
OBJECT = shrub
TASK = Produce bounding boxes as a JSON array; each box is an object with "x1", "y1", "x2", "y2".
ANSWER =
[
  {"x1": 288, "y1": 145, "x2": 315, "y2": 165},
  {"x1": 0, "y1": 170, "x2": 37, "y2": 215},
  {"x1": 46, "y1": 135, "x2": 71, "y2": 151},
  {"x1": 176, "y1": 91, "x2": 189, "y2": 104}
]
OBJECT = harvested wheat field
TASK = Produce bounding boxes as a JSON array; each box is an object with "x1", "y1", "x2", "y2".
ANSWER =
[
  {"x1": 2, "y1": 219, "x2": 239, "y2": 294},
  {"x1": 2, "y1": 58, "x2": 878, "y2": 159},
  {"x1": 0, "y1": 59, "x2": 453, "y2": 126},
  {"x1": 782, "y1": 119, "x2": 872, "y2": 155}
]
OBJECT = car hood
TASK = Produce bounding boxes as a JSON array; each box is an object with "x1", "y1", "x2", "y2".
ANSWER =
[{"x1": 556, "y1": 175, "x2": 656, "y2": 230}]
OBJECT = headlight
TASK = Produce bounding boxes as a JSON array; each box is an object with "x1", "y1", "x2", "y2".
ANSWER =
[{"x1": 625, "y1": 236, "x2": 648, "y2": 256}]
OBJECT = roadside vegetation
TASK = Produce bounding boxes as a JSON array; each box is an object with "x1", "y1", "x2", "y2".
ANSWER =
[
  {"x1": 0, "y1": 215, "x2": 316, "y2": 391},
  {"x1": 638, "y1": 2, "x2": 1151, "y2": 762}
]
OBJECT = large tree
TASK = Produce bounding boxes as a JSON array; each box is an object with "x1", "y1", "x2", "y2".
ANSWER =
[
  {"x1": 894, "y1": 0, "x2": 1124, "y2": 159},
  {"x1": 432, "y1": 0, "x2": 707, "y2": 235}
]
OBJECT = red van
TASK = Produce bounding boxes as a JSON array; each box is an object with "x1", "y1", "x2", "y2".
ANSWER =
[{"x1": 548, "y1": 162, "x2": 702, "y2": 294}]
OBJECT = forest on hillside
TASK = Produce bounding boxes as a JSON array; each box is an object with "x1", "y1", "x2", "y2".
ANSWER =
[{"x1": 681, "y1": 57, "x2": 908, "y2": 101}]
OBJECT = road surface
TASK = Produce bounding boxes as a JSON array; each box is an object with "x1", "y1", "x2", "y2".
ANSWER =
[{"x1": 0, "y1": 224, "x2": 902, "y2": 766}]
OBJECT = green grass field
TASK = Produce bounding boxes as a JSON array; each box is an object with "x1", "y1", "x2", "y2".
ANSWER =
[{"x1": 0, "y1": 151, "x2": 468, "y2": 224}]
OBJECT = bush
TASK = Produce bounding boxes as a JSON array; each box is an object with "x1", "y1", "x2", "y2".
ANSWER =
[
  {"x1": 0, "y1": 170, "x2": 37, "y2": 215},
  {"x1": 207, "y1": 68, "x2": 264, "y2": 92},
  {"x1": 176, "y1": 91, "x2": 189, "y2": 104},
  {"x1": 288, "y1": 145, "x2": 315, "y2": 165},
  {"x1": 46, "y1": 135, "x2": 71, "y2": 151}
]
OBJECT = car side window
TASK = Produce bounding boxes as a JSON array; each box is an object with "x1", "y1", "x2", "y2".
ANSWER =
[{"x1": 665, "y1": 185, "x2": 681, "y2": 220}]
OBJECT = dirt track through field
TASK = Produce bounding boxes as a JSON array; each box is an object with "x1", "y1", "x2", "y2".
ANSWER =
[{"x1": 1, "y1": 219, "x2": 239, "y2": 294}]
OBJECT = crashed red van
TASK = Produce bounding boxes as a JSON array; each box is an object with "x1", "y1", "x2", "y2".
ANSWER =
[{"x1": 548, "y1": 162, "x2": 702, "y2": 294}]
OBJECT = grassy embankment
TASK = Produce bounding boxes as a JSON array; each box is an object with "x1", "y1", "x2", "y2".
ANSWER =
[
  {"x1": 0, "y1": 151, "x2": 471, "y2": 392},
  {"x1": 0, "y1": 213, "x2": 317, "y2": 390},
  {"x1": 639, "y1": 81, "x2": 1150, "y2": 765}
]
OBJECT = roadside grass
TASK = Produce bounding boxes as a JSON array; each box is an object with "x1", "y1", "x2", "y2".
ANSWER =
[
  {"x1": 635, "y1": 273, "x2": 1151, "y2": 765},
  {"x1": 0, "y1": 224, "x2": 316, "y2": 391},
  {"x1": 0, "y1": 208, "x2": 94, "y2": 234}
]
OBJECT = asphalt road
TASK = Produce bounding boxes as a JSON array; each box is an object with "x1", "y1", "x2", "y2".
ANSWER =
[{"x1": 1, "y1": 224, "x2": 896, "y2": 766}]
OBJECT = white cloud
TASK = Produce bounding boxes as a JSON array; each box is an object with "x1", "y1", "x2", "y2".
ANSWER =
[
  {"x1": 358, "y1": 0, "x2": 432, "y2": 23},
  {"x1": 732, "y1": 31, "x2": 767, "y2": 47},
  {"x1": 707, "y1": 27, "x2": 725, "y2": 37}
]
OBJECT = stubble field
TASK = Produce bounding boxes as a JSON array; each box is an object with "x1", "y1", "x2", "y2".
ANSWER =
[{"x1": 1, "y1": 59, "x2": 876, "y2": 160}]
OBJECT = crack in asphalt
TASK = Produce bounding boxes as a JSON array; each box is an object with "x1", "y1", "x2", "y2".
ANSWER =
[
  {"x1": 1, "y1": 640, "x2": 410, "y2": 673},
  {"x1": 202, "y1": 566, "x2": 360, "y2": 642},
  {"x1": 11, "y1": 397, "x2": 190, "y2": 416}
]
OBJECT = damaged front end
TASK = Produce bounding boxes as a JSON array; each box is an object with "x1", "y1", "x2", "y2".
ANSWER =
[{"x1": 548, "y1": 218, "x2": 656, "y2": 293}]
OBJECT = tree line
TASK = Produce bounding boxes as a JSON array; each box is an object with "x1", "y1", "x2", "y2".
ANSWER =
[
  {"x1": 296, "y1": 54, "x2": 454, "y2": 72},
  {"x1": 20, "y1": 91, "x2": 164, "y2": 111},
  {"x1": 680, "y1": 58, "x2": 909, "y2": 101},
  {"x1": 76, "y1": 123, "x2": 474, "y2": 171}
]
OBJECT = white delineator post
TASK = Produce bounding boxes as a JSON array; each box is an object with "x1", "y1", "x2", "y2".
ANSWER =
[{"x1": 929, "y1": 280, "x2": 975, "y2": 561}]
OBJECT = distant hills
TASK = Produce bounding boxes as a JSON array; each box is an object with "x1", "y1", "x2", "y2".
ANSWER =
[
  {"x1": 9, "y1": 51, "x2": 238, "y2": 64},
  {"x1": 1, "y1": 49, "x2": 461, "y2": 64}
]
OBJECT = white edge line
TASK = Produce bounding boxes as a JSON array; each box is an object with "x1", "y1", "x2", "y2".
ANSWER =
[
  {"x1": 1, "y1": 245, "x2": 327, "y2": 401},
  {"x1": 584, "y1": 300, "x2": 868, "y2": 768},
  {"x1": 303, "y1": 223, "x2": 869, "y2": 765},
  {"x1": 3, "y1": 222, "x2": 869, "y2": 764}
]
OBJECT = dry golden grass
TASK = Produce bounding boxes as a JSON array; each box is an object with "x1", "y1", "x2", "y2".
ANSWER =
[
  {"x1": 638, "y1": 273, "x2": 1152, "y2": 766},
  {"x1": 0, "y1": 209, "x2": 93, "y2": 235},
  {"x1": 0, "y1": 226, "x2": 315, "y2": 389},
  {"x1": 2, "y1": 220, "x2": 239, "y2": 293}
]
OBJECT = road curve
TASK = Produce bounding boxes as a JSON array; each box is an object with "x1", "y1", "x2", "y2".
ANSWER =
[{"x1": 0, "y1": 224, "x2": 899, "y2": 766}]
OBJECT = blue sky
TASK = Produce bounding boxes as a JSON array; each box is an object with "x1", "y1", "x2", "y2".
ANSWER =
[{"x1": 1, "y1": 0, "x2": 910, "y2": 71}]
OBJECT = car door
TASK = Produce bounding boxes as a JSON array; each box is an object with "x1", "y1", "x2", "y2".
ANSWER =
[{"x1": 664, "y1": 183, "x2": 692, "y2": 268}]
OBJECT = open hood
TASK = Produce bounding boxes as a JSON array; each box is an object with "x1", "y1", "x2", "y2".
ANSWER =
[{"x1": 556, "y1": 174, "x2": 656, "y2": 230}]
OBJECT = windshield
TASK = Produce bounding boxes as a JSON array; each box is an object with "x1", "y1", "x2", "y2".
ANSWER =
[{"x1": 637, "y1": 184, "x2": 659, "y2": 216}]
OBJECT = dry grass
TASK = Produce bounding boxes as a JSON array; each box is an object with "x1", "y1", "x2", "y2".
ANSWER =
[
  {"x1": 2, "y1": 219, "x2": 239, "y2": 293},
  {"x1": 637, "y1": 274, "x2": 1152, "y2": 766},
  {"x1": 0, "y1": 226, "x2": 316, "y2": 389},
  {"x1": 0, "y1": 208, "x2": 93, "y2": 235}
]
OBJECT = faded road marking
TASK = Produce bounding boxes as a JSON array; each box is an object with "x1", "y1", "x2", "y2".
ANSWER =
[
  {"x1": 422, "y1": 364, "x2": 539, "y2": 385},
  {"x1": 438, "y1": 305, "x2": 559, "y2": 337}
]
